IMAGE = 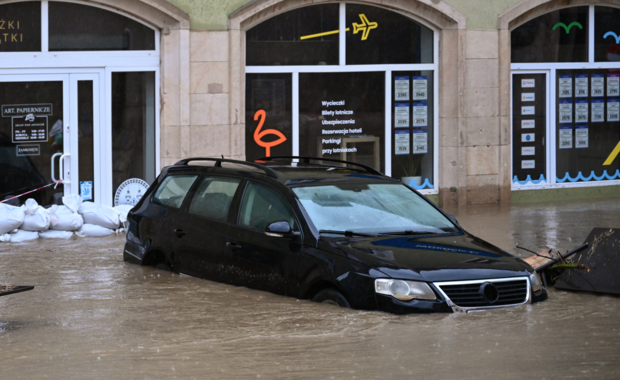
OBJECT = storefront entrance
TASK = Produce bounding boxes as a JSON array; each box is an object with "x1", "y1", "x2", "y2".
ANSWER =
[{"x1": 0, "y1": 72, "x2": 101, "y2": 205}]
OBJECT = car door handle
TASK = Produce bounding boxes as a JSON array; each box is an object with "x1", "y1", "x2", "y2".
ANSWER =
[
  {"x1": 226, "y1": 242, "x2": 242, "y2": 250},
  {"x1": 174, "y1": 229, "x2": 186, "y2": 238}
]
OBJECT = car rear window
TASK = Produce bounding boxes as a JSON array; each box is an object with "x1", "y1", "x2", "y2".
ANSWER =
[
  {"x1": 188, "y1": 177, "x2": 241, "y2": 221},
  {"x1": 152, "y1": 175, "x2": 198, "y2": 208}
]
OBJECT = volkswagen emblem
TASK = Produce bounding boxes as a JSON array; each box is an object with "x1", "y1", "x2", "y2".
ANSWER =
[{"x1": 479, "y1": 282, "x2": 499, "y2": 304}]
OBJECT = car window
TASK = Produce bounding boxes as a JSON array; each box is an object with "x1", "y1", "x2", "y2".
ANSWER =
[
  {"x1": 292, "y1": 183, "x2": 458, "y2": 234},
  {"x1": 239, "y1": 182, "x2": 297, "y2": 231},
  {"x1": 188, "y1": 177, "x2": 241, "y2": 221},
  {"x1": 152, "y1": 175, "x2": 197, "y2": 208}
]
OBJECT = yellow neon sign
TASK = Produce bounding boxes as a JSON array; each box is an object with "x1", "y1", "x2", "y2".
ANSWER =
[
  {"x1": 603, "y1": 141, "x2": 620, "y2": 166},
  {"x1": 300, "y1": 14, "x2": 378, "y2": 41}
]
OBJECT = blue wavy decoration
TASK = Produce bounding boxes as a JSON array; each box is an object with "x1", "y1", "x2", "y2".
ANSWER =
[
  {"x1": 604, "y1": 31, "x2": 620, "y2": 44},
  {"x1": 556, "y1": 170, "x2": 620, "y2": 183},
  {"x1": 512, "y1": 174, "x2": 547, "y2": 185},
  {"x1": 408, "y1": 178, "x2": 434, "y2": 190}
]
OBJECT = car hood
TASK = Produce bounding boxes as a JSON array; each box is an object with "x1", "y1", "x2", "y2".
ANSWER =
[{"x1": 323, "y1": 232, "x2": 532, "y2": 282}]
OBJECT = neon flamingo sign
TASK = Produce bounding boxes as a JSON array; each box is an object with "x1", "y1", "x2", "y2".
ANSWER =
[{"x1": 253, "y1": 109, "x2": 287, "y2": 157}]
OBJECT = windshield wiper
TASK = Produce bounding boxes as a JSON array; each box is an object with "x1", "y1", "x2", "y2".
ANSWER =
[
  {"x1": 378, "y1": 230, "x2": 440, "y2": 236},
  {"x1": 319, "y1": 229, "x2": 376, "y2": 237}
]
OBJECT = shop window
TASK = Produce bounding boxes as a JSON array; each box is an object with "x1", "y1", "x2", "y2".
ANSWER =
[
  {"x1": 555, "y1": 69, "x2": 620, "y2": 182},
  {"x1": 245, "y1": 3, "x2": 437, "y2": 192},
  {"x1": 345, "y1": 4, "x2": 433, "y2": 65},
  {"x1": 245, "y1": 73, "x2": 292, "y2": 160},
  {"x1": 49, "y1": 2, "x2": 155, "y2": 51},
  {"x1": 111, "y1": 72, "x2": 156, "y2": 199},
  {"x1": 299, "y1": 72, "x2": 385, "y2": 171},
  {"x1": 594, "y1": 7, "x2": 620, "y2": 62},
  {"x1": 391, "y1": 71, "x2": 434, "y2": 188},
  {"x1": 511, "y1": 7, "x2": 588, "y2": 63},
  {"x1": 0, "y1": 2, "x2": 41, "y2": 52},
  {"x1": 511, "y1": 6, "x2": 620, "y2": 189},
  {"x1": 246, "y1": 4, "x2": 339, "y2": 66}
]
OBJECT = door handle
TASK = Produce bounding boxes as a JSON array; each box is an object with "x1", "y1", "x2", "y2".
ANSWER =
[
  {"x1": 51, "y1": 152, "x2": 62, "y2": 182},
  {"x1": 174, "y1": 229, "x2": 186, "y2": 238},
  {"x1": 59, "y1": 153, "x2": 71, "y2": 184},
  {"x1": 226, "y1": 242, "x2": 242, "y2": 250}
]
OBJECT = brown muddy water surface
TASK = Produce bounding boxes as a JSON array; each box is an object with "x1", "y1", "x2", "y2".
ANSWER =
[{"x1": 1, "y1": 198, "x2": 620, "y2": 379}]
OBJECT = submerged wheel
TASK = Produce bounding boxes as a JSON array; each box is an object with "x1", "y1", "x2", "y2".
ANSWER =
[{"x1": 311, "y1": 289, "x2": 350, "y2": 308}]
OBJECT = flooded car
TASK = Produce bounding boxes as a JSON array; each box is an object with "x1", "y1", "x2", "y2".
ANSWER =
[{"x1": 123, "y1": 157, "x2": 546, "y2": 314}]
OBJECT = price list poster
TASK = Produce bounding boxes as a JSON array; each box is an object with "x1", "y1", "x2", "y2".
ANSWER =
[{"x1": 512, "y1": 73, "x2": 547, "y2": 183}]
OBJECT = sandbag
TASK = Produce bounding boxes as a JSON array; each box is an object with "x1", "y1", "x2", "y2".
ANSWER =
[
  {"x1": 48, "y1": 204, "x2": 59, "y2": 229},
  {"x1": 78, "y1": 202, "x2": 121, "y2": 230},
  {"x1": 1, "y1": 230, "x2": 39, "y2": 242},
  {"x1": 39, "y1": 230, "x2": 73, "y2": 239},
  {"x1": 51, "y1": 205, "x2": 84, "y2": 231},
  {"x1": 21, "y1": 199, "x2": 50, "y2": 231},
  {"x1": 113, "y1": 205, "x2": 133, "y2": 228},
  {"x1": 75, "y1": 224, "x2": 116, "y2": 237},
  {"x1": 0, "y1": 203, "x2": 25, "y2": 234},
  {"x1": 62, "y1": 194, "x2": 82, "y2": 213}
]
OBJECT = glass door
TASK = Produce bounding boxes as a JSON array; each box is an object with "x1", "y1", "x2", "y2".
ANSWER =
[
  {"x1": 0, "y1": 75, "x2": 68, "y2": 205},
  {"x1": 0, "y1": 73, "x2": 100, "y2": 205},
  {"x1": 70, "y1": 73, "x2": 100, "y2": 203}
]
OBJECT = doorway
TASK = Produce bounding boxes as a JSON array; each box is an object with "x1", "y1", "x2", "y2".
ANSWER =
[{"x1": 0, "y1": 72, "x2": 101, "y2": 205}]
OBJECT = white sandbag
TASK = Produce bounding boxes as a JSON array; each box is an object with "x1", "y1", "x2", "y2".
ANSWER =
[
  {"x1": 48, "y1": 204, "x2": 59, "y2": 229},
  {"x1": 113, "y1": 204, "x2": 133, "y2": 227},
  {"x1": 75, "y1": 223, "x2": 116, "y2": 237},
  {"x1": 21, "y1": 199, "x2": 50, "y2": 231},
  {"x1": 62, "y1": 194, "x2": 82, "y2": 213},
  {"x1": 51, "y1": 205, "x2": 84, "y2": 231},
  {"x1": 2, "y1": 230, "x2": 39, "y2": 242},
  {"x1": 78, "y1": 202, "x2": 121, "y2": 230},
  {"x1": 39, "y1": 230, "x2": 73, "y2": 239},
  {"x1": 0, "y1": 203, "x2": 25, "y2": 234}
]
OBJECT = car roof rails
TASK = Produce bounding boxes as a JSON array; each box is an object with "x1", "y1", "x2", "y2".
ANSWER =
[
  {"x1": 174, "y1": 157, "x2": 280, "y2": 179},
  {"x1": 259, "y1": 156, "x2": 384, "y2": 176}
]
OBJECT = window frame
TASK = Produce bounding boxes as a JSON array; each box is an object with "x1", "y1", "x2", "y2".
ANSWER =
[
  {"x1": 236, "y1": 180, "x2": 300, "y2": 232},
  {"x1": 245, "y1": 2, "x2": 439, "y2": 195},
  {"x1": 186, "y1": 175, "x2": 243, "y2": 222},
  {"x1": 511, "y1": 5, "x2": 620, "y2": 190}
]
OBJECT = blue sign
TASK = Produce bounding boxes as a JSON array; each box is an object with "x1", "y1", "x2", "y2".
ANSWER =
[{"x1": 80, "y1": 181, "x2": 93, "y2": 201}]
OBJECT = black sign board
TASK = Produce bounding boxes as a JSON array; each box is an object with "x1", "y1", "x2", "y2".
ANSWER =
[{"x1": 16, "y1": 144, "x2": 40, "y2": 156}]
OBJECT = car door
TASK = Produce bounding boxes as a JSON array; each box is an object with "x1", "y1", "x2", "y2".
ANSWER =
[
  {"x1": 225, "y1": 181, "x2": 303, "y2": 295},
  {"x1": 171, "y1": 175, "x2": 242, "y2": 281}
]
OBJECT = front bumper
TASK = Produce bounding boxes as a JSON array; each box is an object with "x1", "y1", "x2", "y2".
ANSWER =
[{"x1": 375, "y1": 277, "x2": 547, "y2": 314}]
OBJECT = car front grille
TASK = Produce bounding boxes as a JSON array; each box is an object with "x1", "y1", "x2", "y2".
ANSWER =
[{"x1": 436, "y1": 279, "x2": 529, "y2": 308}]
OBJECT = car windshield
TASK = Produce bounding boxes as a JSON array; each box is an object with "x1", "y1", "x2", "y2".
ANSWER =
[{"x1": 292, "y1": 183, "x2": 459, "y2": 235}]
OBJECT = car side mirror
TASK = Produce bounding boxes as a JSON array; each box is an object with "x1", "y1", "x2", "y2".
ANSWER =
[{"x1": 264, "y1": 220, "x2": 298, "y2": 238}]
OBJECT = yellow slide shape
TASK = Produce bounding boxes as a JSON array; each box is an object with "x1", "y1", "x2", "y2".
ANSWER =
[{"x1": 603, "y1": 141, "x2": 620, "y2": 166}]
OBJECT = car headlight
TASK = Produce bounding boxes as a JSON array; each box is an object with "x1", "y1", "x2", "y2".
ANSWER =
[
  {"x1": 529, "y1": 272, "x2": 543, "y2": 293},
  {"x1": 375, "y1": 279, "x2": 436, "y2": 301}
]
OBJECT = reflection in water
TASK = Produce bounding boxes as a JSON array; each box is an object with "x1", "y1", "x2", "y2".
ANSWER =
[{"x1": 1, "y1": 198, "x2": 620, "y2": 379}]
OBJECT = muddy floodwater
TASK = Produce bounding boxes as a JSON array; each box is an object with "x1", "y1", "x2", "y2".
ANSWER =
[{"x1": 2, "y1": 198, "x2": 620, "y2": 379}]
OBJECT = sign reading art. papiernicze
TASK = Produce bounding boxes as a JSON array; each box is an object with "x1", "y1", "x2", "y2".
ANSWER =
[{"x1": 2, "y1": 103, "x2": 53, "y2": 143}]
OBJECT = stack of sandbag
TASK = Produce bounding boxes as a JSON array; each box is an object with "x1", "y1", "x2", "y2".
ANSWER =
[
  {"x1": 0, "y1": 199, "x2": 51, "y2": 242},
  {"x1": 0, "y1": 203, "x2": 29, "y2": 242},
  {"x1": 76, "y1": 202, "x2": 123, "y2": 237}
]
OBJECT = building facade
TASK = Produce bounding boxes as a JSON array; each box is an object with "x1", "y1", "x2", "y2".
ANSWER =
[{"x1": 1, "y1": 0, "x2": 619, "y2": 207}]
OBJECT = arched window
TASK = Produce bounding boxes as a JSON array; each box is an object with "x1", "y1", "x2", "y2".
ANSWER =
[
  {"x1": 0, "y1": 1, "x2": 159, "y2": 206},
  {"x1": 245, "y1": 3, "x2": 437, "y2": 192},
  {"x1": 510, "y1": 6, "x2": 620, "y2": 189}
]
